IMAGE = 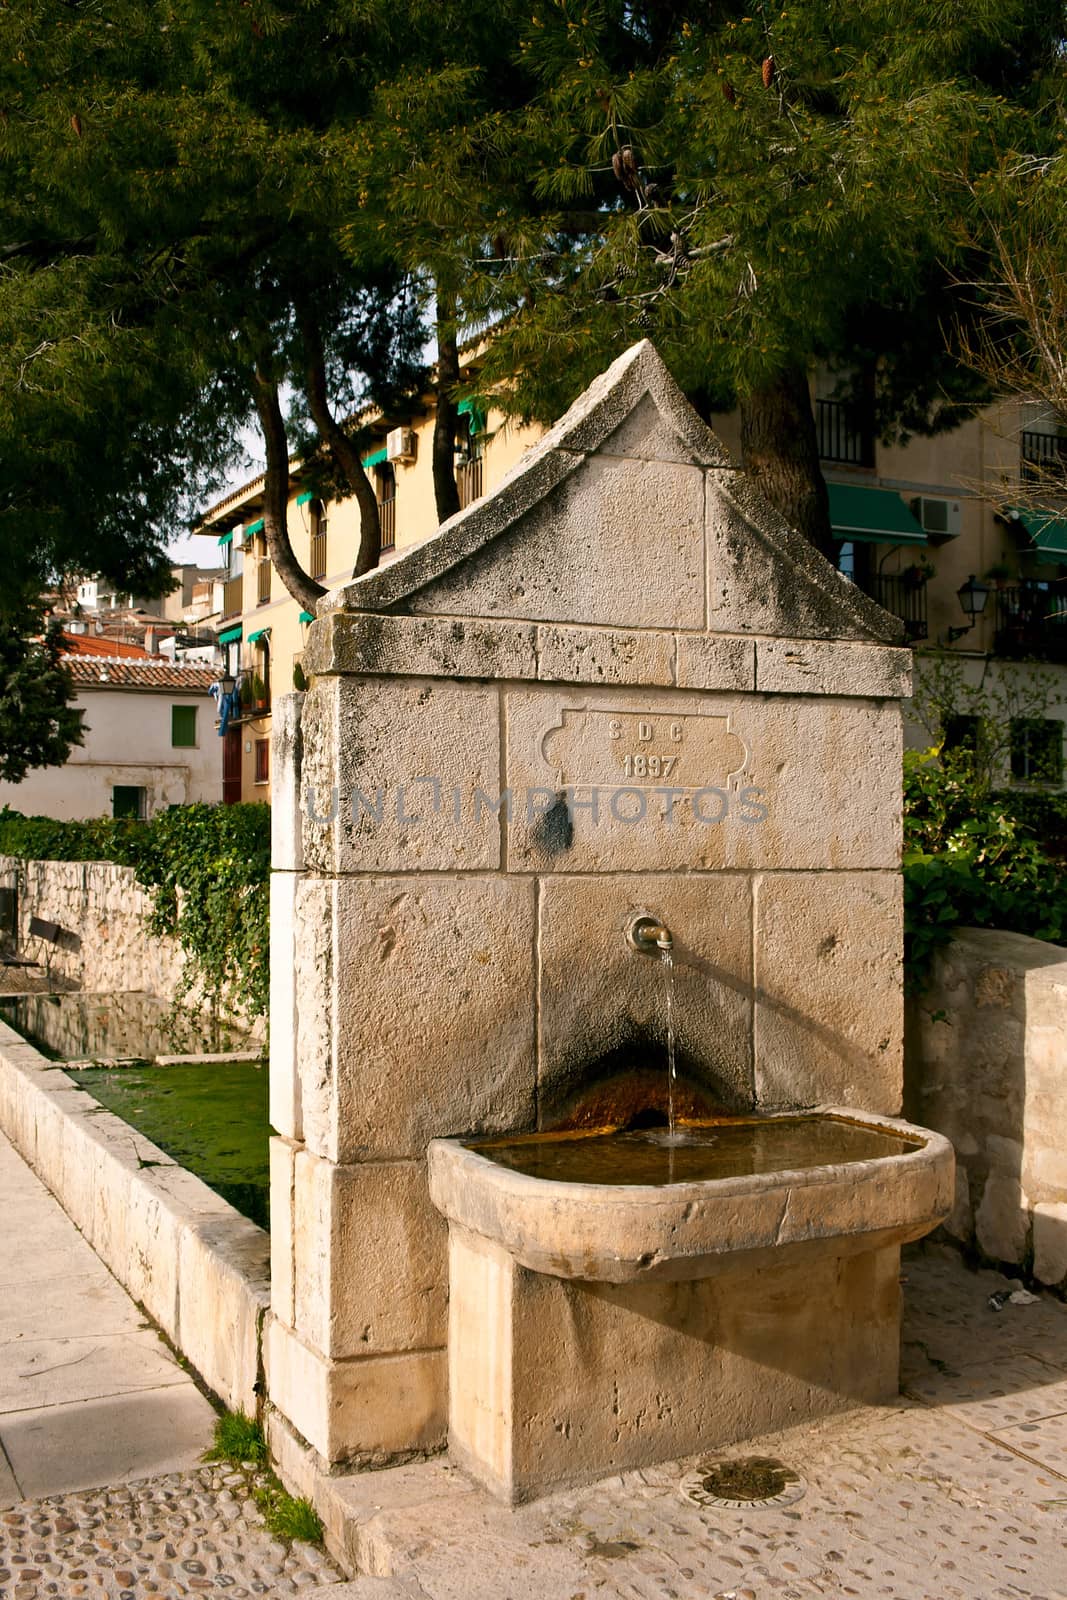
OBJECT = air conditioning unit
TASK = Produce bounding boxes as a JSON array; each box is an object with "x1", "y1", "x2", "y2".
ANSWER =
[
  {"x1": 910, "y1": 496, "x2": 962, "y2": 539},
  {"x1": 386, "y1": 427, "x2": 417, "y2": 463}
]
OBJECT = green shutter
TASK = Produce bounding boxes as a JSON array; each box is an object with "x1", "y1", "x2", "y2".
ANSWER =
[{"x1": 171, "y1": 705, "x2": 198, "y2": 748}]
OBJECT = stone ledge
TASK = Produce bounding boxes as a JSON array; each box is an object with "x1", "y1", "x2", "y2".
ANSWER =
[{"x1": 0, "y1": 1017, "x2": 269, "y2": 1413}]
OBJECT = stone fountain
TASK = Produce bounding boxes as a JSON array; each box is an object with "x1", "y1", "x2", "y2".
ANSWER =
[{"x1": 266, "y1": 341, "x2": 952, "y2": 1502}]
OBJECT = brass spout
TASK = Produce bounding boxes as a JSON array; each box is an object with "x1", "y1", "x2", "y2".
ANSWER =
[{"x1": 627, "y1": 914, "x2": 674, "y2": 956}]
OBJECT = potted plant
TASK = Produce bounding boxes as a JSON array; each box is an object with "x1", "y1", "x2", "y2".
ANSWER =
[
  {"x1": 902, "y1": 555, "x2": 936, "y2": 588},
  {"x1": 984, "y1": 561, "x2": 1014, "y2": 589}
]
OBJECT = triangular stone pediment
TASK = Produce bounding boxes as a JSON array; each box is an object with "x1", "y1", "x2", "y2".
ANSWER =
[{"x1": 320, "y1": 342, "x2": 902, "y2": 647}]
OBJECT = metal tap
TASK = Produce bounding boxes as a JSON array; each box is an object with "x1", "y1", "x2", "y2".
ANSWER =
[{"x1": 626, "y1": 914, "x2": 674, "y2": 955}]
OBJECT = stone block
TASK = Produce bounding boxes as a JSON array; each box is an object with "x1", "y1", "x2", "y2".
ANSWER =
[
  {"x1": 407, "y1": 453, "x2": 706, "y2": 630},
  {"x1": 536, "y1": 624, "x2": 674, "y2": 687},
  {"x1": 296, "y1": 875, "x2": 537, "y2": 1162},
  {"x1": 177, "y1": 1214, "x2": 270, "y2": 1415},
  {"x1": 975, "y1": 1172, "x2": 1030, "y2": 1266},
  {"x1": 706, "y1": 471, "x2": 903, "y2": 645},
  {"x1": 537, "y1": 873, "x2": 754, "y2": 1120},
  {"x1": 504, "y1": 687, "x2": 901, "y2": 874},
  {"x1": 300, "y1": 676, "x2": 502, "y2": 875},
  {"x1": 1033, "y1": 1203, "x2": 1067, "y2": 1287},
  {"x1": 271, "y1": 1136, "x2": 297, "y2": 1329},
  {"x1": 754, "y1": 872, "x2": 903, "y2": 1114},
  {"x1": 755, "y1": 638, "x2": 912, "y2": 699},
  {"x1": 266, "y1": 1317, "x2": 446, "y2": 1466},
  {"x1": 675, "y1": 634, "x2": 756, "y2": 691},
  {"x1": 305, "y1": 612, "x2": 537, "y2": 682},
  {"x1": 271, "y1": 692, "x2": 305, "y2": 872},
  {"x1": 269, "y1": 869, "x2": 302, "y2": 1140},
  {"x1": 446, "y1": 1222, "x2": 901, "y2": 1503},
  {"x1": 294, "y1": 1153, "x2": 447, "y2": 1358}
]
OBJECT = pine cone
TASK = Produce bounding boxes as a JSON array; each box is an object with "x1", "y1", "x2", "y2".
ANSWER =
[
  {"x1": 762, "y1": 56, "x2": 775, "y2": 89},
  {"x1": 722, "y1": 82, "x2": 736, "y2": 105},
  {"x1": 70, "y1": 113, "x2": 83, "y2": 137}
]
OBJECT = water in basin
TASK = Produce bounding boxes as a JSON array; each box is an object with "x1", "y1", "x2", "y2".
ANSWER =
[
  {"x1": 0, "y1": 991, "x2": 250, "y2": 1060},
  {"x1": 467, "y1": 1114, "x2": 923, "y2": 1187}
]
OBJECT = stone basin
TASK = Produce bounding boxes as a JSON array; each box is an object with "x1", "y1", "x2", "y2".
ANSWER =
[{"x1": 428, "y1": 1107, "x2": 954, "y2": 1284}]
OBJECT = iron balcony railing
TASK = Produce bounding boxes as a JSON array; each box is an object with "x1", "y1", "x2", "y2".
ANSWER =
[
  {"x1": 1021, "y1": 430, "x2": 1067, "y2": 483},
  {"x1": 855, "y1": 571, "x2": 928, "y2": 642},
  {"x1": 257, "y1": 557, "x2": 271, "y2": 605},
  {"x1": 994, "y1": 584, "x2": 1067, "y2": 662},
  {"x1": 379, "y1": 495, "x2": 396, "y2": 551},
  {"x1": 457, "y1": 455, "x2": 484, "y2": 509},
  {"x1": 816, "y1": 399, "x2": 875, "y2": 468}
]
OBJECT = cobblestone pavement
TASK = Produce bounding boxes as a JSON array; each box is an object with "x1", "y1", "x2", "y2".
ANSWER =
[{"x1": 0, "y1": 1463, "x2": 343, "y2": 1599}]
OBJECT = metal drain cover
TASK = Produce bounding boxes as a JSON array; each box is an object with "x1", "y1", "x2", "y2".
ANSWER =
[{"x1": 681, "y1": 1455, "x2": 805, "y2": 1510}]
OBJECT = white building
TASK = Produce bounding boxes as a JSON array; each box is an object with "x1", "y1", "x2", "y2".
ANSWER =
[{"x1": 0, "y1": 659, "x2": 222, "y2": 820}]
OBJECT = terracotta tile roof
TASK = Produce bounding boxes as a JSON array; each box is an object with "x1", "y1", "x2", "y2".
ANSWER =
[
  {"x1": 66, "y1": 658, "x2": 218, "y2": 692},
  {"x1": 60, "y1": 633, "x2": 148, "y2": 659}
]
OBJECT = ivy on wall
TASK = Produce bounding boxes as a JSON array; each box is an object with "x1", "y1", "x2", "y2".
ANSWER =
[{"x1": 0, "y1": 804, "x2": 270, "y2": 1021}]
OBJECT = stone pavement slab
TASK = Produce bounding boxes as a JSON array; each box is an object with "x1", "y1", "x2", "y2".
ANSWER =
[{"x1": 0, "y1": 1130, "x2": 216, "y2": 1506}]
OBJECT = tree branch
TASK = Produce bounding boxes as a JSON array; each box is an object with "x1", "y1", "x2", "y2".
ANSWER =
[
  {"x1": 299, "y1": 310, "x2": 382, "y2": 578},
  {"x1": 250, "y1": 365, "x2": 325, "y2": 615}
]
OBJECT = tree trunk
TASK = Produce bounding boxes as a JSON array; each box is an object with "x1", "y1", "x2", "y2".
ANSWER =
[
  {"x1": 299, "y1": 314, "x2": 382, "y2": 578},
  {"x1": 739, "y1": 365, "x2": 836, "y2": 562},
  {"x1": 433, "y1": 289, "x2": 461, "y2": 525},
  {"x1": 251, "y1": 367, "x2": 325, "y2": 615}
]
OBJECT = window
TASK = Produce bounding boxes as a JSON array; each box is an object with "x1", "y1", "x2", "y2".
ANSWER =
[
  {"x1": 1010, "y1": 718, "x2": 1064, "y2": 784},
  {"x1": 254, "y1": 739, "x2": 270, "y2": 785},
  {"x1": 943, "y1": 715, "x2": 981, "y2": 755},
  {"x1": 456, "y1": 417, "x2": 485, "y2": 509},
  {"x1": 309, "y1": 500, "x2": 328, "y2": 580},
  {"x1": 112, "y1": 785, "x2": 146, "y2": 820},
  {"x1": 171, "y1": 705, "x2": 197, "y2": 748},
  {"x1": 836, "y1": 541, "x2": 856, "y2": 583}
]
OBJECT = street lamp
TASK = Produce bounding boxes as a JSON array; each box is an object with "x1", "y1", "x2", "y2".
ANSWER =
[
  {"x1": 219, "y1": 669, "x2": 236, "y2": 697},
  {"x1": 946, "y1": 574, "x2": 989, "y2": 643}
]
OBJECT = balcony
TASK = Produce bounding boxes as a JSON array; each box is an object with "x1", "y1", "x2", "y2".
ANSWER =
[
  {"x1": 457, "y1": 455, "x2": 484, "y2": 509},
  {"x1": 1021, "y1": 430, "x2": 1067, "y2": 484},
  {"x1": 994, "y1": 584, "x2": 1067, "y2": 662},
  {"x1": 816, "y1": 399, "x2": 875, "y2": 468},
  {"x1": 379, "y1": 495, "x2": 396, "y2": 552},
  {"x1": 855, "y1": 571, "x2": 928, "y2": 642}
]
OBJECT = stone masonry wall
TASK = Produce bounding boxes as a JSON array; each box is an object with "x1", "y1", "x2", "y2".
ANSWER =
[
  {"x1": 0, "y1": 854, "x2": 186, "y2": 996},
  {"x1": 905, "y1": 926, "x2": 1067, "y2": 1292}
]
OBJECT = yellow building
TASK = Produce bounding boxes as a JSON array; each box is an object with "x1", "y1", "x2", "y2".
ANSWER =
[{"x1": 198, "y1": 370, "x2": 1067, "y2": 802}]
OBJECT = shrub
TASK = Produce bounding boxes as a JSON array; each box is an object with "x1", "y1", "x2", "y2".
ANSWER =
[{"x1": 903, "y1": 749, "x2": 1067, "y2": 991}]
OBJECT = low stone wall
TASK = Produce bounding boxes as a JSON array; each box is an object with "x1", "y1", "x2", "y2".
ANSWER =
[
  {"x1": 905, "y1": 926, "x2": 1067, "y2": 1292},
  {"x1": 0, "y1": 854, "x2": 186, "y2": 995},
  {"x1": 0, "y1": 1016, "x2": 270, "y2": 1413}
]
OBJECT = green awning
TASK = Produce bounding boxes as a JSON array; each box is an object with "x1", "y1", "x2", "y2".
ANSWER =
[
  {"x1": 828, "y1": 483, "x2": 927, "y2": 545},
  {"x1": 458, "y1": 397, "x2": 487, "y2": 434},
  {"x1": 1007, "y1": 507, "x2": 1067, "y2": 562},
  {"x1": 299, "y1": 610, "x2": 315, "y2": 624},
  {"x1": 247, "y1": 626, "x2": 271, "y2": 645},
  {"x1": 363, "y1": 447, "x2": 387, "y2": 468},
  {"x1": 296, "y1": 490, "x2": 314, "y2": 507},
  {"x1": 245, "y1": 517, "x2": 265, "y2": 536},
  {"x1": 218, "y1": 625, "x2": 243, "y2": 646},
  {"x1": 217, "y1": 530, "x2": 233, "y2": 547}
]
